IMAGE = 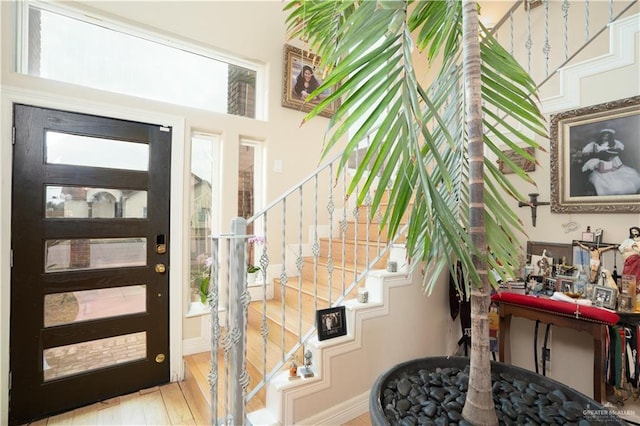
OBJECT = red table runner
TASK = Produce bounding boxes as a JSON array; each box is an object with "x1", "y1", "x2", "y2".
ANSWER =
[{"x1": 491, "y1": 292, "x2": 620, "y2": 325}]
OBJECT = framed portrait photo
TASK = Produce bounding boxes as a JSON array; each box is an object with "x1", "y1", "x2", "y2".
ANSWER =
[
  {"x1": 550, "y1": 95, "x2": 640, "y2": 213},
  {"x1": 618, "y1": 293, "x2": 633, "y2": 312},
  {"x1": 281, "y1": 44, "x2": 338, "y2": 118},
  {"x1": 592, "y1": 285, "x2": 617, "y2": 310},
  {"x1": 558, "y1": 278, "x2": 574, "y2": 294},
  {"x1": 316, "y1": 306, "x2": 347, "y2": 341}
]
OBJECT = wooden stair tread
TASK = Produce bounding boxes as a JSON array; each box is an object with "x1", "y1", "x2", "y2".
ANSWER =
[
  {"x1": 245, "y1": 325, "x2": 301, "y2": 375},
  {"x1": 249, "y1": 299, "x2": 316, "y2": 330},
  {"x1": 354, "y1": 202, "x2": 410, "y2": 224},
  {"x1": 301, "y1": 257, "x2": 358, "y2": 270},
  {"x1": 183, "y1": 351, "x2": 266, "y2": 415},
  {"x1": 274, "y1": 278, "x2": 348, "y2": 298}
]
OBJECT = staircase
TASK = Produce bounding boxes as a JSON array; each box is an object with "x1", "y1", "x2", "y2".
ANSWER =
[{"x1": 181, "y1": 152, "x2": 409, "y2": 423}]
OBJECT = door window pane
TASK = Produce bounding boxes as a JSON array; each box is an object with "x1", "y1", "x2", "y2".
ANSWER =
[
  {"x1": 44, "y1": 285, "x2": 147, "y2": 327},
  {"x1": 46, "y1": 131, "x2": 149, "y2": 171},
  {"x1": 45, "y1": 186, "x2": 148, "y2": 218},
  {"x1": 43, "y1": 332, "x2": 146, "y2": 381},
  {"x1": 45, "y1": 238, "x2": 146, "y2": 272}
]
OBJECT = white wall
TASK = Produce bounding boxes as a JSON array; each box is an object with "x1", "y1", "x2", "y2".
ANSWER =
[{"x1": 285, "y1": 267, "x2": 457, "y2": 424}]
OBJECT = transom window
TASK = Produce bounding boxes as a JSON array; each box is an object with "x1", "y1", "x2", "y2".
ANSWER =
[{"x1": 18, "y1": 2, "x2": 263, "y2": 119}]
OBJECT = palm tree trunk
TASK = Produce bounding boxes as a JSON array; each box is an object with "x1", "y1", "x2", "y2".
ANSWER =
[{"x1": 460, "y1": 2, "x2": 498, "y2": 425}]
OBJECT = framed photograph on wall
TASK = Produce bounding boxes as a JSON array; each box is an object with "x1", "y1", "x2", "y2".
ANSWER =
[
  {"x1": 497, "y1": 147, "x2": 535, "y2": 174},
  {"x1": 281, "y1": 44, "x2": 339, "y2": 118},
  {"x1": 316, "y1": 306, "x2": 347, "y2": 341},
  {"x1": 549, "y1": 96, "x2": 640, "y2": 213}
]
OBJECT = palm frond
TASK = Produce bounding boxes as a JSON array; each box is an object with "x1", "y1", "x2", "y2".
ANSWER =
[{"x1": 285, "y1": 0, "x2": 546, "y2": 292}]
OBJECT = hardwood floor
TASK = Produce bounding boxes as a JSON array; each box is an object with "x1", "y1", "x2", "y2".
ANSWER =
[
  {"x1": 26, "y1": 362, "x2": 372, "y2": 425},
  {"x1": 342, "y1": 412, "x2": 371, "y2": 426},
  {"x1": 26, "y1": 382, "x2": 197, "y2": 426}
]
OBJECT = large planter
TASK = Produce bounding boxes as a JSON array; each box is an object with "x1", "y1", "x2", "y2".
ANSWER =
[{"x1": 370, "y1": 356, "x2": 624, "y2": 425}]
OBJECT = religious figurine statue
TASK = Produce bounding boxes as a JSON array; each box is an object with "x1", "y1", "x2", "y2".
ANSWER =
[
  {"x1": 619, "y1": 226, "x2": 640, "y2": 284},
  {"x1": 557, "y1": 256, "x2": 576, "y2": 276},
  {"x1": 536, "y1": 251, "x2": 551, "y2": 278},
  {"x1": 575, "y1": 241, "x2": 618, "y2": 283},
  {"x1": 288, "y1": 357, "x2": 299, "y2": 380},
  {"x1": 300, "y1": 349, "x2": 314, "y2": 378}
]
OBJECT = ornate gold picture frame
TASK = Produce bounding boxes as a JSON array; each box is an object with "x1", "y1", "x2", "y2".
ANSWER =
[
  {"x1": 281, "y1": 44, "x2": 338, "y2": 118},
  {"x1": 550, "y1": 96, "x2": 640, "y2": 213}
]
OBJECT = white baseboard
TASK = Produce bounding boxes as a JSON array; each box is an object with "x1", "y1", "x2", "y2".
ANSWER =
[
  {"x1": 297, "y1": 391, "x2": 369, "y2": 426},
  {"x1": 183, "y1": 336, "x2": 209, "y2": 356},
  {"x1": 183, "y1": 314, "x2": 213, "y2": 355}
]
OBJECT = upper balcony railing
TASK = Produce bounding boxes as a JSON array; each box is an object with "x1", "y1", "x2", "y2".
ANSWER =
[{"x1": 489, "y1": 0, "x2": 638, "y2": 97}]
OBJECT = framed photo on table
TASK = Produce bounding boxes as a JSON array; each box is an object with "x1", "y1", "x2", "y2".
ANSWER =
[
  {"x1": 618, "y1": 294, "x2": 633, "y2": 312},
  {"x1": 557, "y1": 278, "x2": 574, "y2": 294},
  {"x1": 592, "y1": 285, "x2": 617, "y2": 310},
  {"x1": 281, "y1": 44, "x2": 339, "y2": 118},
  {"x1": 549, "y1": 95, "x2": 640, "y2": 213}
]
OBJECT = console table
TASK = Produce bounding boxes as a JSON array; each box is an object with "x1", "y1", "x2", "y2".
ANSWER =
[{"x1": 495, "y1": 300, "x2": 609, "y2": 403}]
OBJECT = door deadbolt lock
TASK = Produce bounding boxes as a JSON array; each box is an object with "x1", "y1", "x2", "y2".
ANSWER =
[
  {"x1": 156, "y1": 234, "x2": 166, "y2": 254},
  {"x1": 155, "y1": 353, "x2": 165, "y2": 363},
  {"x1": 155, "y1": 263, "x2": 166, "y2": 274}
]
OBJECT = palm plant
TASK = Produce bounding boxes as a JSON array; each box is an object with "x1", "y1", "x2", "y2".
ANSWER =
[{"x1": 285, "y1": 1, "x2": 546, "y2": 424}]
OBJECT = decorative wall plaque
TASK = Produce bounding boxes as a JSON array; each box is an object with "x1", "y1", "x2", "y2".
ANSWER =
[{"x1": 497, "y1": 147, "x2": 535, "y2": 174}]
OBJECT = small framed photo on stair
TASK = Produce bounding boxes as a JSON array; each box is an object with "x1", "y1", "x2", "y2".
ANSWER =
[{"x1": 316, "y1": 306, "x2": 347, "y2": 341}]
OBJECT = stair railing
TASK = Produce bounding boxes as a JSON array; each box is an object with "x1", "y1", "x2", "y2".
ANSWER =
[
  {"x1": 209, "y1": 147, "x2": 407, "y2": 424},
  {"x1": 488, "y1": 0, "x2": 637, "y2": 93}
]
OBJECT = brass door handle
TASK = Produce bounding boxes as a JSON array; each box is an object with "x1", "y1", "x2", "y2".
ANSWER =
[{"x1": 155, "y1": 263, "x2": 166, "y2": 274}]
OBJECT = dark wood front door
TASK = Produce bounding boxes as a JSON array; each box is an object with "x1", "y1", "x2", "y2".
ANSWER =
[{"x1": 10, "y1": 105, "x2": 172, "y2": 425}]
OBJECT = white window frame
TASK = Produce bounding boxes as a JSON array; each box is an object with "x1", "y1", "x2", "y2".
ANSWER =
[
  {"x1": 15, "y1": 0, "x2": 267, "y2": 120},
  {"x1": 240, "y1": 137, "x2": 265, "y2": 220}
]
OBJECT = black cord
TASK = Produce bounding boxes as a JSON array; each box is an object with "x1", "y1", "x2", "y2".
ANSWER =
[
  {"x1": 534, "y1": 320, "x2": 540, "y2": 374},
  {"x1": 613, "y1": 249, "x2": 619, "y2": 284},
  {"x1": 542, "y1": 323, "x2": 552, "y2": 376}
]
